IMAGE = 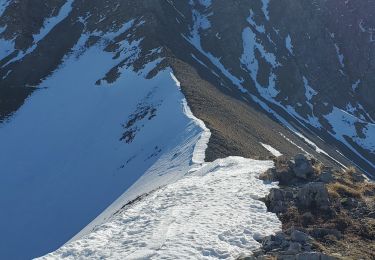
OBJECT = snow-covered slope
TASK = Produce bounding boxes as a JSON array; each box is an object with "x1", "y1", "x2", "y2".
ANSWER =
[
  {"x1": 39, "y1": 157, "x2": 280, "y2": 260},
  {"x1": 0, "y1": 22, "x2": 209, "y2": 260}
]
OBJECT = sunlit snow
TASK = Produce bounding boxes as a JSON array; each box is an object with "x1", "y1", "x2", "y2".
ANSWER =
[{"x1": 40, "y1": 158, "x2": 280, "y2": 260}]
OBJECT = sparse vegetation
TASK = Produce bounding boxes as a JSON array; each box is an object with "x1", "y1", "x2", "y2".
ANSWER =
[
  {"x1": 327, "y1": 182, "x2": 362, "y2": 199},
  {"x1": 344, "y1": 166, "x2": 357, "y2": 176},
  {"x1": 313, "y1": 162, "x2": 325, "y2": 175},
  {"x1": 256, "y1": 155, "x2": 375, "y2": 260}
]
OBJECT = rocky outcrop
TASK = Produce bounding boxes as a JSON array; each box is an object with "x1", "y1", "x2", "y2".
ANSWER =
[
  {"x1": 297, "y1": 182, "x2": 330, "y2": 212},
  {"x1": 256, "y1": 154, "x2": 375, "y2": 259}
]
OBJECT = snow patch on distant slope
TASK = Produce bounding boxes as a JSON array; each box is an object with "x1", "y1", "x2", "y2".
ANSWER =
[
  {"x1": 247, "y1": 10, "x2": 266, "y2": 33},
  {"x1": 334, "y1": 43, "x2": 345, "y2": 68},
  {"x1": 0, "y1": 0, "x2": 10, "y2": 17},
  {"x1": 261, "y1": 0, "x2": 270, "y2": 20},
  {"x1": 0, "y1": 0, "x2": 14, "y2": 61},
  {"x1": 325, "y1": 107, "x2": 375, "y2": 160},
  {"x1": 285, "y1": 34, "x2": 294, "y2": 54},
  {"x1": 0, "y1": 33, "x2": 14, "y2": 60},
  {"x1": 303, "y1": 77, "x2": 317, "y2": 101},
  {"x1": 261, "y1": 143, "x2": 282, "y2": 157},
  {"x1": 40, "y1": 158, "x2": 280, "y2": 260},
  {"x1": 34, "y1": 0, "x2": 74, "y2": 43},
  {"x1": 241, "y1": 26, "x2": 279, "y2": 99},
  {"x1": 4, "y1": 0, "x2": 74, "y2": 65}
]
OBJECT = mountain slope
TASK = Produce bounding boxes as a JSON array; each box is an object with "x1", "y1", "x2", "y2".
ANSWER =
[
  {"x1": 0, "y1": 0, "x2": 374, "y2": 259},
  {"x1": 0, "y1": 16, "x2": 209, "y2": 258},
  {"x1": 1, "y1": 0, "x2": 374, "y2": 173}
]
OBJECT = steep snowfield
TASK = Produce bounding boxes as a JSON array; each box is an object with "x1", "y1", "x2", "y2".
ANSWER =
[
  {"x1": 0, "y1": 4, "x2": 283, "y2": 259},
  {"x1": 36, "y1": 67, "x2": 280, "y2": 259},
  {"x1": 40, "y1": 158, "x2": 280, "y2": 260},
  {"x1": 0, "y1": 30, "x2": 208, "y2": 260}
]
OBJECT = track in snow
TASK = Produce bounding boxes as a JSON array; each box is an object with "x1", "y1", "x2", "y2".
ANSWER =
[{"x1": 40, "y1": 157, "x2": 281, "y2": 260}]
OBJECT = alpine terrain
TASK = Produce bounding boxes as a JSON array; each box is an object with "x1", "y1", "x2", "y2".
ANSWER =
[{"x1": 0, "y1": 0, "x2": 374, "y2": 259}]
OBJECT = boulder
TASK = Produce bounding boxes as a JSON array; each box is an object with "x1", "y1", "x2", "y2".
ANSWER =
[
  {"x1": 259, "y1": 168, "x2": 277, "y2": 182},
  {"x1": 318, "y1": 171, "x2": 334, "y2": 183},
  {"x1": 297, "y1": 182, "x2": 330, "y2": 211},
  {"x1": 265, "y1": 188, "x2": 287, "y2": 213},
  {"x1": 301, "y1": 212, "x2": 314, "y2": 226},
  {"x1": 291, "y1": 229, "x2": 311, "y2": 243},
  {"x1": 293, "y1": 154, "x2": 314, "y2": 180}
]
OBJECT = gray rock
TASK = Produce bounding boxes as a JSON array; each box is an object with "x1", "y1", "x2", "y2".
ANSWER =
[
  {"x1": 291, "y1": 229, "x2": 310, "y2": 243},
  {"x1": 351, "y1": 172, "x2": 365, "y2": 182},
  {"x1": 301, "y1": 212, "x2": 314, "y2": 226},
  {"x1": 368, "y1": 211, "x2": 375, "y2": 218},
  {"x1": 262, "y1": 235, "x2": 277, "y2": 251},
  {"x1": 293, "y1": 154, "x2": 314, "y2": 179},
  {"x1": 287, "y1": 242, "x2": 302, "y2": 254},
  {"x1": 297, "y1": 182, "x2": 330, "y2": 211},
  {"x1": 318, "y1": 171, "x2": 334, "y2": 183},
  {"x1": 266, "y1": 188, "x2": 287, "y2": 213}
]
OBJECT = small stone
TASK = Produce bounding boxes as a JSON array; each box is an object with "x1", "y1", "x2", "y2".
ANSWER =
[
  {"x1": 351, "y1": 172, "x2": 365, "y2": 183},
  {"x1": 262, "y1": 235, "x2": 277, "y2": 251},
  {"x1": 291, "y1": 229, "x2": 310, "y2": 243},
  {"x1": 287, "y1": 242, "x2": 302, "y2": 254},
  {"x1": 318, "y1": 171, "x2": 334, "y2": 183},
  {"x1": 302, "y1": 212, "x2": 314, "y2": 226}
]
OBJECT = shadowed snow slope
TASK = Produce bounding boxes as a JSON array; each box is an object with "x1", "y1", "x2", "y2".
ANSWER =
[
  {"x1": 0, "y1": 35, "x2": 207, "y2": 259},
  {"x1": 39, "y1": 157, "x2": 280, "y2": 260}
]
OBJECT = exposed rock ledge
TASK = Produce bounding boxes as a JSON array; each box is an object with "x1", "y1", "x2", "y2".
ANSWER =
[{"x1": 242, "y1": 154, "x2": 375, "y2": 260}]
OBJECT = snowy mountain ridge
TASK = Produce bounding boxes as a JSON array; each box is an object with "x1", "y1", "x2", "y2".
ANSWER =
[
  {"x1": 36, "y1": 74, "x2": 281, "y2": 260},
  {"x1": 39, "y1": 158, "x2": 281, "y2": 260},
  {"x1": 1, "y1": 0, "x2": 375, "y2": 259},
  {"x1": 0, "y1": 14, "x2": 213, "y2": 258}
]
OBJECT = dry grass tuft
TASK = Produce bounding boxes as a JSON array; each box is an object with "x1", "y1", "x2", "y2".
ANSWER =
[
  {"x1": 344, "y1": 166, "x2": 357, "y2": 175},
  {"x1": 313, "y1": 162, "x2": 325, "y2": 175},
  {"x1": 327, "y1": 182, "x2": 362, "y2": 199}
]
